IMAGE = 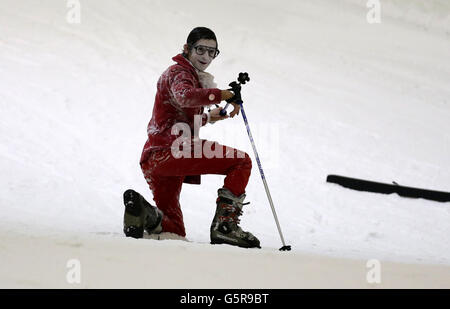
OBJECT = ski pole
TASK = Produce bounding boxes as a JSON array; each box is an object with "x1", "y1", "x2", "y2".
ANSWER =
[
  {"x1": 239, "y1": 103, "x2": 291, "y2": 251},
  {"x1": 222, "y1": 73, "x2": 291, "y2": 251}
]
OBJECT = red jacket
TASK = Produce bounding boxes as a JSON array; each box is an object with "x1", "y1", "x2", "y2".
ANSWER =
[{"x1": 140, "y1": 54, "x2": 222, "y2": 182}]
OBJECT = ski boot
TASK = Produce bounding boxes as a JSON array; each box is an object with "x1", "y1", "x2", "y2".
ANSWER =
[
  {"x1": 123, "y1": 189, "x2": 163, "y2": 238},
  {"x1": 210, "y1": 188, "x2": 261, "y2": 248}
]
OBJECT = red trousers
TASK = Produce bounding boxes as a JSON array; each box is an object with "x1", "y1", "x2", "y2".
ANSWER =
[{"x1": 140, "y1": 140, "x2": 252, "y2": 237}]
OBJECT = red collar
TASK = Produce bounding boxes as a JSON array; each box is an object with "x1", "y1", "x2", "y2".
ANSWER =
[{"x1": 172, "y1": 54, "x2": 196, "y2": 72}]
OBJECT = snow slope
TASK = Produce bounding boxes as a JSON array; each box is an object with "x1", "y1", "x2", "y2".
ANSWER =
[
  {"x1": 1, "y1": 0, "x2": 449, "y2": 288},
  {"x1": 1, "y1": 222, "x2": 449, "y2": 289}
]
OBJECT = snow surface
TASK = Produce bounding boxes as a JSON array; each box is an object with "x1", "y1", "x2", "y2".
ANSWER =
[{"x1": 1, "y1": 0, "x2": 450, "y2": 288}]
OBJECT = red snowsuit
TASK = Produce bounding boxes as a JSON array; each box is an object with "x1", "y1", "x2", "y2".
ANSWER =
[{"x1": 140, "y1": 54, "x2": 252, "y2": 237}]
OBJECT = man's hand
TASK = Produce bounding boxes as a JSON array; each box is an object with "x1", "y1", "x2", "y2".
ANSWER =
[{"x1": 221, "y1": 90, "x2": 234, "y2": 101}]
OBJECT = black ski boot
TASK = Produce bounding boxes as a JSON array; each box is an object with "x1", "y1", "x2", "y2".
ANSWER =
[
  {"x1": 123, "y1": 189, "x2": 163, "y2": 239},
  {"x1": 210, "y1": 188, "x2": 261, "y2": 249}
]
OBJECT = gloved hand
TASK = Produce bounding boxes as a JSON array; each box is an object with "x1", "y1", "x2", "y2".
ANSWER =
[{"x1": 221, "y1": 90, "x2": 235, "y2": 102}]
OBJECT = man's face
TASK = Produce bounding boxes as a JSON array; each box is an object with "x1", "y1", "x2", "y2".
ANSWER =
[{"x1": 185, "y1": 39, "x2": 218, "y2": 72}]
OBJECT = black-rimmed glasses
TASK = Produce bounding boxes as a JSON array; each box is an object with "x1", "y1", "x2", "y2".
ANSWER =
[{"x1": 192, "y1": 45, "x2": 220, "y2": 58}]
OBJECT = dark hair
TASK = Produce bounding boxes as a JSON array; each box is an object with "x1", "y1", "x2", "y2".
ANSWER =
[{"x1": 183, "y1": 27, "x2": 218, "y2": 57}]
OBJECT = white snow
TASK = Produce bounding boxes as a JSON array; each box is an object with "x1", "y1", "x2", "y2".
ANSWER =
[{"x1": 1, "y1": 0, "x2": 449, "y2": 288}]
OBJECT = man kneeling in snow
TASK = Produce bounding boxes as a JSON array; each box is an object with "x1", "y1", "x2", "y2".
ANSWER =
[{"x1": 123, "y1": 27, "x2": 260, "y2": 249}]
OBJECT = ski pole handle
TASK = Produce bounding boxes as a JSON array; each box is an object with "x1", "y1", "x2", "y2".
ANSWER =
[{"x1": 220, "y1": 78, "x2": 246, "y2": 116}]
